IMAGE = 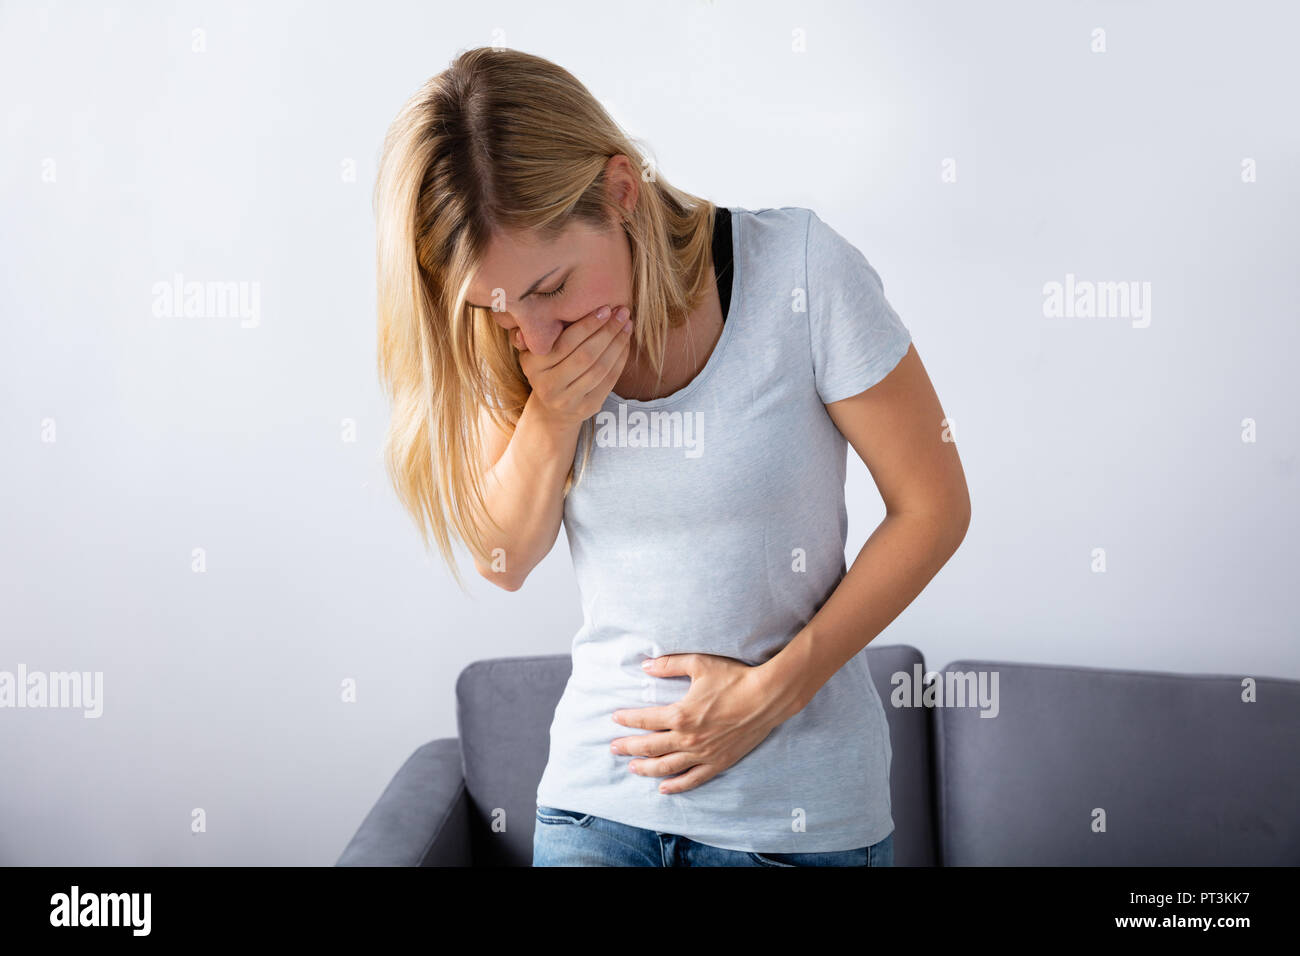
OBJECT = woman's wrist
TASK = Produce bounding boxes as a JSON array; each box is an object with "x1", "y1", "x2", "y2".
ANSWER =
[
  {"x1": 756, "y1": 636, "x2": 823, "y2": 724},
  {"x1": 518, "y1": 392, "x2": 583, "y2": 459},
  {"x1": 524, "y1": 391, "x2": 583, "y2": 439}
]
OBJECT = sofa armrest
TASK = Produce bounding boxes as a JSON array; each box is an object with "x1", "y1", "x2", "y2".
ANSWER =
[{"x1": 336, "y1": 737, "x2": 472, "y2": 866}]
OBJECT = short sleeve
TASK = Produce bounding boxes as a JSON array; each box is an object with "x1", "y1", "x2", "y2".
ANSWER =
[{"x1": 805, "y1": 209, "x2": 912, "y2": 404}]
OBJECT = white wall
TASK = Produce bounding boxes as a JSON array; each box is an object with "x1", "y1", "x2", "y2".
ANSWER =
[{"x1": 1, "y1": 0, "x2": 1296, "y2": 864}]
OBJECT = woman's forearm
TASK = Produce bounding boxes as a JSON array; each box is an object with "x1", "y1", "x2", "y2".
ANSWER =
[
  {"x1": 472, "y1": 393, "x2": 583, "y2": 590},
  {"x1": 760, "y1": 509, "x2": 970, "y2": 720}
]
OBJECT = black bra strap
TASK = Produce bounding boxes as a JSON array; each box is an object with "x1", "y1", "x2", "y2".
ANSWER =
[{"x1": 711, "y1": 206, "x2": 734, "y2": 322}]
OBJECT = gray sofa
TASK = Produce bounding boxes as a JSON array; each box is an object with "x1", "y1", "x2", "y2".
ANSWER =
[{"x1": 336, "y1": 644, "x2": 1300, "y2": 866}]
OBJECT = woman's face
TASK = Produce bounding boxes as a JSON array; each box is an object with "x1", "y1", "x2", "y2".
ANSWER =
[{"x1": 467, "y1": 213, "x2": 633, "y2": 358}]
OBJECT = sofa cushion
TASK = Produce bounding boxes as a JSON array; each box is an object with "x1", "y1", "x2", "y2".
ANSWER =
[{"x1": 934, "y1": 660, "x2": 1300, "y2": 864}]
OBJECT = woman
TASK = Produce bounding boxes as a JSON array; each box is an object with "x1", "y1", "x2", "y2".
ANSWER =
[{"x1": 374, "y1": 47, "x2": 970, "y2": 867}]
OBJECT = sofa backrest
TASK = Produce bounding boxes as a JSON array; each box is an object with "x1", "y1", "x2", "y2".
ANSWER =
[
  {"x1": 455, "y1": 644, "x2": 939, "y2": 866},
  {"x1": 934, "y1": 659, "x2": 1300, "y2": 864}
]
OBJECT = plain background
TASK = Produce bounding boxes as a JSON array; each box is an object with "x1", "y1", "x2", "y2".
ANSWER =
[{"x1": 1, "y1": 0, "x2": 1296, "y2": 865}]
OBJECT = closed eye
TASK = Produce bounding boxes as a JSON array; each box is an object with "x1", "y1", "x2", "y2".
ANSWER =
[{"x1": 537, "y1": 280, "x2": 566, "y2": 299}]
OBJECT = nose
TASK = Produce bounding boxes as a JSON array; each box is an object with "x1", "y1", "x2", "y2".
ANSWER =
[{"x1": 508, "y1": 313, "x2": 569, "y2": 356}]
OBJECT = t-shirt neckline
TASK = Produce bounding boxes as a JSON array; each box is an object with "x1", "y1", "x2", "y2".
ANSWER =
[{"x1": 607, "y1": 205, "x2": 742, "y2": 411}]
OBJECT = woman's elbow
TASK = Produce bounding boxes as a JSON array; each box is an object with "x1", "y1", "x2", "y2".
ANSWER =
[
  {"x1": 474, "y1": 557, "x2": 527, "y2": 592},
  {"x1": 948, "y1": 491, "x2": 971, "y2": 550}
]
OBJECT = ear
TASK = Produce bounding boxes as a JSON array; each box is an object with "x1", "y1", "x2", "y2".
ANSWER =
[{"x1": 602, "y1": 154, "x2": 640, "y2": 219}]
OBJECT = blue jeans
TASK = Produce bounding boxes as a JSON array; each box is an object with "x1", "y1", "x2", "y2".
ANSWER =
[{"x1": 533, "y1": 805, "x2": 894, "y2": 867}]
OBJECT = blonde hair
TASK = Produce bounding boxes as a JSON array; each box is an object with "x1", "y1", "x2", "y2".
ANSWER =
[{"x1": 374, "y1": 46, "x2": 719, "y2": 590}]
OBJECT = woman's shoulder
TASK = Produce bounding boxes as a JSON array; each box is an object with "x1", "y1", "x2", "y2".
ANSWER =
[
  {"x1": 728, "y1": 204, "x2": 815, "y2": 231},
  {"x1": 727, "y1": 205, "x2": 818, "y2": 265}
]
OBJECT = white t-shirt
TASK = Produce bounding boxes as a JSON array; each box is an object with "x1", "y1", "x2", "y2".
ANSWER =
[{"x1": 535, "y1": 205, "x2": 912, "y2": 853}]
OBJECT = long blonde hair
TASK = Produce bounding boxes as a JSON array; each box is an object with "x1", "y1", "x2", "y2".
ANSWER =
[{"x1": 374, "y1": 46, "x2": 719, "y2": 590}]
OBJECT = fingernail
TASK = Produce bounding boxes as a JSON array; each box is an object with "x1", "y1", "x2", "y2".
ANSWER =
[
  {"x1": 641, "y1": 658, "x2": 652, "y2": 669},
  {"x1": 597, "y1": 305, "x2": 611, "y2": 320},
  {"x1": 617, "y1": 307, "x2": 630, "y2": 322}
]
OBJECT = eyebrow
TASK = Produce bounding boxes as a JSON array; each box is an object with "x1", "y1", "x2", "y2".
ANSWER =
[{"x1": 467, "y1": 266, "x2": 562, "y2": 311}]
